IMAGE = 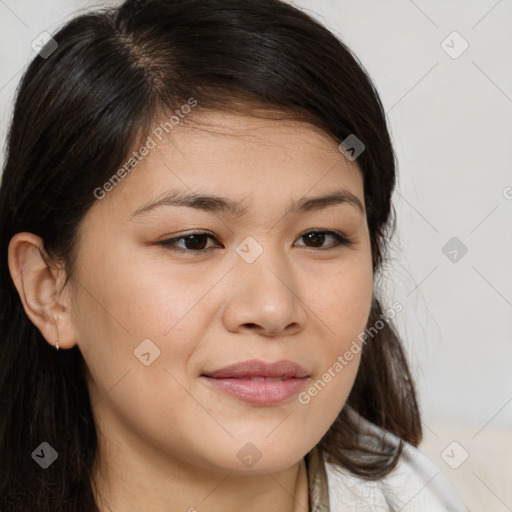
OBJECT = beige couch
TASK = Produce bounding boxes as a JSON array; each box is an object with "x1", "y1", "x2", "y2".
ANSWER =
[{"x1": 418, "y1": 418, "x2": 512, "y2": 511}]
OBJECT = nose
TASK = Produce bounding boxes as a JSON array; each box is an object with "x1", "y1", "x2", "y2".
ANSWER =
[{"x1": 221, "y1": 244, "x2": 307, "y2": 337}]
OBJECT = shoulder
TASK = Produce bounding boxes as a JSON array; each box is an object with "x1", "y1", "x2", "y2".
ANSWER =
[{"x1": 322, "y1": 414, "x2": 470, "y2": 511}]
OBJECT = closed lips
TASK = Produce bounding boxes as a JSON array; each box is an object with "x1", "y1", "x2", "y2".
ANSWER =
[
  {"x1": 242, "y1": 376, "x2": 291, "y2": 381},
  {"x1": 202, "y1": 359, "x2": 310, "y2": 379},
  {"x1": 201, "y1": 360, "x2": 310, "y2": 405}
]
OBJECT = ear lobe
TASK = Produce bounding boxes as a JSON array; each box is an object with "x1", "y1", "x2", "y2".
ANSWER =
[{"x1": 7, "y1": 232, "x2": 77, "y2": 350}]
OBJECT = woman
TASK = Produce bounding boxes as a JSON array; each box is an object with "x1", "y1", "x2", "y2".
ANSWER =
[{"x1": 0, "y1": 0, "x2": 469, "y2": 510}]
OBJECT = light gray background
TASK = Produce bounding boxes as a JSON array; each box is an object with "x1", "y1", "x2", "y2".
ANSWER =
[{"x1": 1, "y1": 0, "x2": 511, "y2": 508}]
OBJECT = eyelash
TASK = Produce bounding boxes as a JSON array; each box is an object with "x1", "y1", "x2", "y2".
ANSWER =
[{"x1": 157, "y1": 230, "x2": 353, "y2": 254}]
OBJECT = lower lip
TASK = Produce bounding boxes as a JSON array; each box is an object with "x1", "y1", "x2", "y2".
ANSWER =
[{"x1": 202, "y1": 376, "x2": 309, "y2": 405}]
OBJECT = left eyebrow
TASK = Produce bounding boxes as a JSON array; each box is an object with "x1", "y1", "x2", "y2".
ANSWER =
[
  {"x1": 289, "y1": 190, "x2": 365, "y2": 215},
  {"x1": 129, "y1": 188, "x2": 365, "y2": 219}
]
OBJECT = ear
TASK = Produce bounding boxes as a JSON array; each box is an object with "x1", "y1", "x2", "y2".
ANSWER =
[{"x1": 7, "y1": 232, "x2": 77, "y2": 350}]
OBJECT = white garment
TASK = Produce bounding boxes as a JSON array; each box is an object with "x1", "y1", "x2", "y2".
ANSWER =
[
  {"x1": 322, "y1": 415, "x2": 470, "y2": 511},
  {"x1": 324, "y1": 444, "x2": 470, "y2": 511}
]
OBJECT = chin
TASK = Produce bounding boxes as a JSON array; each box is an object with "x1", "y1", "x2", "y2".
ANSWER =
[
  {"x1": 230, "y1": 455, "x2": 305, "y2": 475},
  {"x1": 219, "y1": 438, "x2": 312, "y2": 474}
]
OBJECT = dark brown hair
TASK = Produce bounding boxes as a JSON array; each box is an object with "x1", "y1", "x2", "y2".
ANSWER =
[{"x1": 0, "y1": 0, "x2": 421, "y2": 509}]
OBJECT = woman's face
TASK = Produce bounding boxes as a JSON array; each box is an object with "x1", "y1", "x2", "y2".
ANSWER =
[{"x1": 70, "y1": 111, "x2": 374, "y2": 474}]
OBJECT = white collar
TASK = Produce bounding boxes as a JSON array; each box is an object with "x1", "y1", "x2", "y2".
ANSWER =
[{"x1": 306, "y1": 407, "x2": 469, "y2": 512}]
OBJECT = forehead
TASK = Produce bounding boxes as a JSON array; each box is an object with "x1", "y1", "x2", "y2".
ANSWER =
[
  {"x1": 163, "y1": 110, "x2": 347, "y2": 160},
  {"x1": 90, "y1": 111, "x2": 365, "y2": 222}
]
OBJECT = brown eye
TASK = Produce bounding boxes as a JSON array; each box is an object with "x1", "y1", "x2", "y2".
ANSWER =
[
  {"x1": 296, "y1": 230, "x2": 352, "y2": 250},
  {"x1": 179, "y1": 234, "x2": 210, "y2": 251},
  {"x1": 158, "y1": 232, "x2": 220, "y2": 253}
]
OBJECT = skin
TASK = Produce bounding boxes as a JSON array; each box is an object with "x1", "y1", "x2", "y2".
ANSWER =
[{"x1": 8, "y1": 111, "x2": 374, "y2": 512}]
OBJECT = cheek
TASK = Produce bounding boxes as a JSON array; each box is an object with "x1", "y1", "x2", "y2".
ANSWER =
[
  {"x1": 70, "y1": 246, "x2": 211, "y2": 413},
  {"x1": 71, "y1": 259, "x2": 211, "y2": 458},
  {"x1": 299, "y1": 254, "x2": 373, "y2": 420},
  {"x1": 73, "y1": 239, "x2": 209, "y2": 343},
  {"x1": 314, "y1": 251, "x2": 374, "y2": 346}
]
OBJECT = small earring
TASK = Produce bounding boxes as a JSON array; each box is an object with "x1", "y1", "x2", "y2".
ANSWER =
[{"x1": 55, "y1": 335, "x2": 60, "y2": 351}]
